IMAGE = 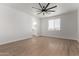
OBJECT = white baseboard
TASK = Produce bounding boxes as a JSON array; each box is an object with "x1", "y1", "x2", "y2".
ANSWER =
[
  {"x1": 0, "y1": 35, "x2": 32, "y2": 45},
  {"x1": 0, "y1": 34, "x2": 78, "y2": 45},
  {"x1": 40, "y1": 34, "x2": 78, "y2": 40}
]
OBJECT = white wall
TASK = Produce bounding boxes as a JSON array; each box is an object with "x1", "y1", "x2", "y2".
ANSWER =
[
  {"x1": 40, "y1": 10, "x2": 78, "y2": 40},
  {"x1": 0, "y1": 4, "x2": 32, "y2": 45},
  {"x1": 78, "y1": 9, "x2": 79, "y2": 39}
]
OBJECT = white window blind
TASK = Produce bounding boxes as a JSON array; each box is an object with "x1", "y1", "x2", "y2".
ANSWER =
[{"x1": 48, "y1": 18, "x2": 60, "y2": 31}]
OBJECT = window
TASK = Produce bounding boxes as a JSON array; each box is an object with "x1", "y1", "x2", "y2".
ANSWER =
[{"x1": 48, "y1": 18, "x2": 60, "y2": 31}]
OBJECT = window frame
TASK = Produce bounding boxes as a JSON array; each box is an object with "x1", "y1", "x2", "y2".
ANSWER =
[{"x1": 48, "y1": 18, "x2": 60, "y2": 31}]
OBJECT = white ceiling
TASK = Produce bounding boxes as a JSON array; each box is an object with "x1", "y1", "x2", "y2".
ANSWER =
[{"x1": 1, "y1": 3, "x2": 79, "y2": 18}]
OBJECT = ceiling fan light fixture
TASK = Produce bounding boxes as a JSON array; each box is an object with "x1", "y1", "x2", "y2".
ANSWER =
[{"x1": 32, "y1": 3, "x2": 57, "y2": 15}]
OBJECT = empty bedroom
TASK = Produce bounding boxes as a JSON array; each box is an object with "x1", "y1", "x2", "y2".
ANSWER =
[{"x1": 0, "y1": 3, "x2": 79, "y2": 56}]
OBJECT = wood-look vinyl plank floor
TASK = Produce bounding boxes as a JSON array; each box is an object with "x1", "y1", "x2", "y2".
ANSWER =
[{"x1": 0, "y1": 36, "x2": 79, "y2": 56}]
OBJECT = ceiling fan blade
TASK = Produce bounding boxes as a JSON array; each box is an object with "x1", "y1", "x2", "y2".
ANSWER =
[
  {"x1": 37, "y1": 12, "x2": 42, "y2": 14},
  {"x1": 47, "y1": 5, "x2": 57, "y2": 10},
  {"x1": 32, "y1": 7, "x2": 41, "y2": 10},
  {"x1": 39, "y1": 3, "x2": 43, "y2": 9},
  {"x1": 45, "y1": 3, "x2": 50, "y2": 9},
  {"x1": 47, "y1": 10, "x2": 55, "y2": 12}
]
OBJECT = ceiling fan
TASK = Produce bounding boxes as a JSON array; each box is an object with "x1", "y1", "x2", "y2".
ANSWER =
[{"x1": 32, "y1": 3, "x2": 57, "y2": 15}]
